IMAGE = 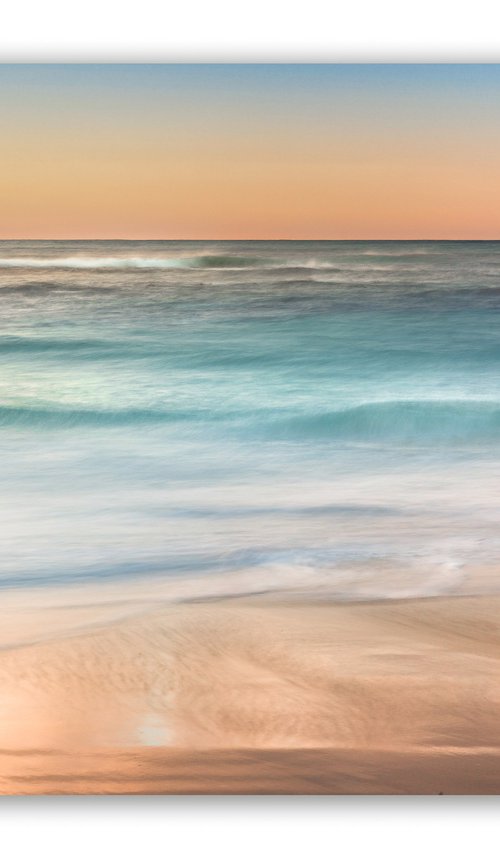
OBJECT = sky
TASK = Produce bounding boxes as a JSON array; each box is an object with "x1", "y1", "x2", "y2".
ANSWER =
[{"x1": 0, "y1": 63, "x2": 499, "y2": 239}]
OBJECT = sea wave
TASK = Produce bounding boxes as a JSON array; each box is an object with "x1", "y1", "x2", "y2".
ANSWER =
[
  {"x1": 0, "y1": 544, "x2": 465, "y2": 602},
  {"x1": 0, "y1": 404, "x2": 201, "y2": 427},
  {"x1": 0, "y1": 256, "x2": 197, "y2": 270},
  {"x1": 0, "y1": 254, "x2": 342, "y2": 272},
  {"x1": 2, "y1": 398, "x2": 500, "y2": 443},
  {"x1": 270, "y1": 399, "x2": 500, "y2": 444}
]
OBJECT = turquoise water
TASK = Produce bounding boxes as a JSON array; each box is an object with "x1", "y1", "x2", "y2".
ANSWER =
[{"x1": 1, "y1": 240, "x2": 500, "y2": 602}]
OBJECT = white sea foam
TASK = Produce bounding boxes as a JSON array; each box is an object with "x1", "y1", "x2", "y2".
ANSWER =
[
  {"x1": 0, "y1": 254, "x2": 344, "y2": 272},
  {"x1": 0, "y1": 256, "x2": 187, "y2": 270}
]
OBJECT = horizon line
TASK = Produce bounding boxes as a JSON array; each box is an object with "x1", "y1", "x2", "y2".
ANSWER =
[{"x1": 1, "y1": 238, "x2": 500, "y2": 243}]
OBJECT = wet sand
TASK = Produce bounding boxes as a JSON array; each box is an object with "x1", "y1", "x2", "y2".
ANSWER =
[
  {"x1": 1, "y1": 593, "x2": 500, "y2": 793},
  {"x1": 3, "y1": 747, "x2": 500, "y2": 794}
]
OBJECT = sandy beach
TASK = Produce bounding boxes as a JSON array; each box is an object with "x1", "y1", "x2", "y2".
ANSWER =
[{"x1": 1, "y1": 592, "x2": 500, "y2": 793}]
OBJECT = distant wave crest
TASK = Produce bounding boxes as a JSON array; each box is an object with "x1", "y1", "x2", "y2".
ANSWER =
[{"x1": 0, "y1": 254, "x2": 341, "y2": 272}]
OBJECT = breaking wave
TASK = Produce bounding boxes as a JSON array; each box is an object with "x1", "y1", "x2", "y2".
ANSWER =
[{"x1": 0, "y1": 254, "x2": 341, "y2": 272}]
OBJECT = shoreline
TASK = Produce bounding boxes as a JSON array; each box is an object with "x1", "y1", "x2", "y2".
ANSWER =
[
  {"x1": 3, "y1": 747, "x2": 500, "y2": 794},
  {"x1": 1, "y1": 592, "x2": 500, "y2": 793}
]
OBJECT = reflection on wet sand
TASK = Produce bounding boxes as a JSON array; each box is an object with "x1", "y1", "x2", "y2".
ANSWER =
[
  {"x1": 3, "y1": 748, "x2": 500, "y2": 795},
  {"x1": 2, "y1": 594, "x2": 500, "y2": 793}
]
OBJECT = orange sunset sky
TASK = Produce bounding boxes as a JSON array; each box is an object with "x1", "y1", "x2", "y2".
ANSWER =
[{"x1": 0, "y1": 64, "x2": 499, "y2": 239}]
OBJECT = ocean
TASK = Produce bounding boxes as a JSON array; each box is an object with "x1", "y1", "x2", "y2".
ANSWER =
[{"x1": 1, "y1": 240, "x2": 500, "y2": 620}]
